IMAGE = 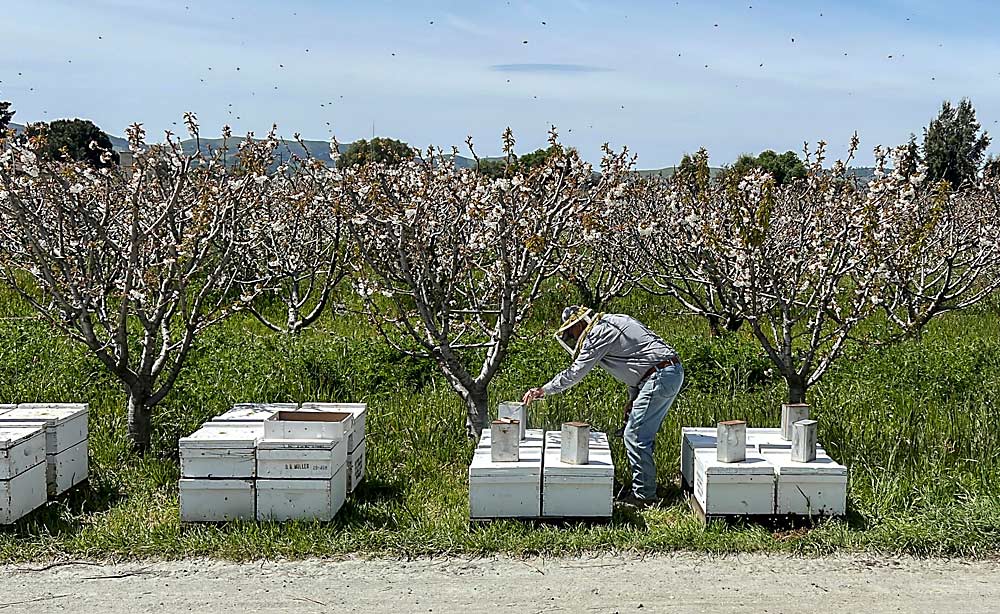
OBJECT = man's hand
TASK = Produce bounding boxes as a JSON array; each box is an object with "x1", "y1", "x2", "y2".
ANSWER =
[{"x1": 522, "y1": 387, "x2": 545, "y2": 406}]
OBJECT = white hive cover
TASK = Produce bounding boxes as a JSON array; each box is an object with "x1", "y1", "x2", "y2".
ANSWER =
[
  {"x1": 1, "y1": 404, "x2": 88, "y2": 426},
  {"x1": 0, "y1": 426, "x2": 45, "y2": 451},
  {"x1": 179, "y1": 423, "x2": 263, "y2": 449},
  {"x1": 469, "y1": 446, "x2": 542, "y2": 478},
  {"x1": 478, "y1": 428, "x2": 545, "y2": 449},
  {"x1": 694, "y1": 448, "x2": 775, "y2": 475},
  {"x1": 212, "y1": 404, "x2": 281, "y2": 422},
  {"x1": 543, "y1": 436, "x2": 614, "y2": 478},
  {"x1": 761, "y1": 450, "x2": 848, "y2": 476},
  {"x1": 545, "y1": 429, "x2": 611, "y2": 450}
]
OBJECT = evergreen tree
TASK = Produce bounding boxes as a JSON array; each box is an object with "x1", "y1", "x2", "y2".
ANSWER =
[{"x1": 922, "y1": 98, "x2": 991, "y2": 188}]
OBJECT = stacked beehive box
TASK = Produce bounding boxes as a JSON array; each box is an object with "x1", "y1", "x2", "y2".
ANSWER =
[
  {"x1": 256, "y1": 409, "x2": 351, "y2": 521},
  {"x1": 0, "y1": 425, "x2": 48, "y2": 524},
  {"x1": 179, "y1": 422, "x2": 263, "y2": 521},
  {"x1": 470, "y1": 413, "x2": 614, "y2": 520},
  {"x1": 542, "y1": 428, "x2": 614, "y2": 518},
  {"x1": 681, "y1": 420, "x2": 847, "y2": 518},
  {"x1": 0, "y1": 403, "x2": 89, "y2": 497},
  {"x1": 179, "y1": 403, "x2": 364, "y2": 522},
  {"x1": 300, "y1": 403, "x2": 367, "y2": 493}
]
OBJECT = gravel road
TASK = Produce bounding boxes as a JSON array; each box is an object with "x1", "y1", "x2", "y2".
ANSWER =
[{"x1": 2, "y1": 554, "x2": 998, "y2": 613}]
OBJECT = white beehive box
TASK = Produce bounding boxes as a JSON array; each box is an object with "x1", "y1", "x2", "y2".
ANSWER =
[
  {"x1": 693, "y1": 448, "x2": 776, "y2": 516},
  {"x1": 257, "y1": 438, "x2": 346, "y2": 480},
  {"x1": 0, "y1": 426, "x2": 46, "y2": 481},
  {"x1": 179, "y1": 478, "x2": 255, "y2": 522},
  {"x1": 264, "y1": 410, "x2": 352, "y2": 442},
  {"x1": 347, "y1": 439, "x2": 366, "y2": 493},
  {"x1": 761, "y1": 450, "x2": 848, "y2": 516},
  {"x1": 0, "y1": 405, "x2": 14, "y2": 417},
  {"x1": 209, "y1": 403, "x2": 289, "y2": 424},
  {"x1": 542, "y1": 430, "x2": 614, "y2": 518},
  {"x1": 256, "y1": 467, "x2": 347, "y2": 521},
  {"x1": 0, "y1": 403, "x2": 89, "y2": 496},
  {"x1": 179, "y1": 423, "x2": 263, "y2": 478},
  {"x1": 681, "y1": 427, "x2": 787, "y2": 488},
  {"x1": 0, "y1": 462, "x2": 47, "y2": 524},
  {"x1": 300, "y1": 403, "x2": 367, "y2": 451},
  {"x1": 469, "y1": 445, "x2": 542, "y2": 519},
  {"x1": 478, "y1": 428, "x2": 544, "y2": 451}
]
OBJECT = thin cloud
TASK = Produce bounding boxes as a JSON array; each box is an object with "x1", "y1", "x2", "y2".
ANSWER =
[{"x1": 489, "y1": 63, "x2": 612, "y2": 74}]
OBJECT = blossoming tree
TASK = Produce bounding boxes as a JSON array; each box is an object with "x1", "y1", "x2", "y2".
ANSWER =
[
  {"x1": 0, "y1": 116, "x2": 271, "y2": 452},
  {"x1": 340, "y1": 129, "x2": 633, "y2": 435},
  {"x1": 236, "y1": 135, "x2": 350, "y2": 334}
]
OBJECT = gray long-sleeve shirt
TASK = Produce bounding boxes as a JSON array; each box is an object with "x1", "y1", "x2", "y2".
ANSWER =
[{"x1": 542, "y1": 313, "x2": 678, "y2": 398}]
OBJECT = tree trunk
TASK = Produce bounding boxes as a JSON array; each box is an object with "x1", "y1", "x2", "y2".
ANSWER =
[
  {"x1": 786, "y1": 376, "x2": 807, "y2": 405},
  {"x1": 127, "y1": 391, "x2": 154, "y2": 454},
  {"x1": 463, "y1": 388, "x2": 490, "y2": 440}
]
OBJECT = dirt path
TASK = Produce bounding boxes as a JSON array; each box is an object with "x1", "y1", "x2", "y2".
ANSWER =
[{"x1": 2, "y1": 554, "x2": 998, "y2": 613}]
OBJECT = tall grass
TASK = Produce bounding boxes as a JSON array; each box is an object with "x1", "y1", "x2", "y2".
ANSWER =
[{"x1": 1, "y1": 288, "x2": 999, "y2": 561}]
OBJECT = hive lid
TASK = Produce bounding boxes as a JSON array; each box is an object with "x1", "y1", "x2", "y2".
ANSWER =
[
  {"x1": 545, "y1": 430, "x2": 611, "y2": 450},
  {"x1": 760, "y1": 450, "x2": 847, "y2": 476},
  {"x1": 211, "y1": 404, "x2": 281, "y2": 422},
  {"x1": 694, "y1": 448, "x2": 775, "y2": 475},
  {"x1": 0, "y1": 405, "x2": 15, "y2": 417},
  {"x1": 179, "y1": 423, "x2": 263, "y2": 448},
  {"x1": 543, "y1": 443, "x2": 614, "y2": 477},
  {"x1": 257, "y1": 438, "x2": 338, "y2": 451},
  {"x1": 299, "y1": 402, "x2": 367, "y2": 417},
  {"x1": 0, "y1": 425, "x2": 45, "y2": 450},
  {"x1": 469, "y1": 446, "x2": 542, "y2": 477},
  {"x1": 0, "y1": 403, "x2": 88, "y2": 426}
]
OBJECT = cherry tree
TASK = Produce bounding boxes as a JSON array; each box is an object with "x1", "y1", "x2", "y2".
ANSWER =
[
  {"x1": 867, "y1": 147, "x2": 1000, "y2": 336},
  {"x1": 0, "y1": 115, "x2": 271, "y2": 452},
  {"x1": 651, "y1": 139, "x2": 883, "y2": 403},
  {"x1": 339, "y1": 129, "x2": 633, "y2": 435},
  {"x1": 625, "y1": 168, "x2": 748, "y2": 336},
  {"x1": 236, "y1": 136, "x2": 349, "y2": 334}
]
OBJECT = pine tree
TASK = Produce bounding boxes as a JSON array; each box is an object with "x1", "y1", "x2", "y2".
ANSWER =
[{"x1": 922, "y1": 98, "x2": 991, "y2": 188}]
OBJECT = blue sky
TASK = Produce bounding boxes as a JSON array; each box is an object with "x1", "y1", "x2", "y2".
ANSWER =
[{"x1": 3, "y1": 0, "x2": 1000, "y2": 167}]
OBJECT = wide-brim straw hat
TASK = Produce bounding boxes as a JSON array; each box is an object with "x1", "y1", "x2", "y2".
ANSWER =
[{"x1": 556, "y1": 306, "x2": 593, "y2": 333}]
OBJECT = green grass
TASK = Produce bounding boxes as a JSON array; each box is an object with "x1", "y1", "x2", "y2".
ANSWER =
[{"x1": 1, "y1": 289, "x2": 999, "y2": 561}]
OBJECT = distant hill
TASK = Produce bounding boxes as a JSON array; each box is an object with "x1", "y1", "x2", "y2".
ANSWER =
[{"x1": 637, "y1": 166, "x2": 725, "y2": 179}]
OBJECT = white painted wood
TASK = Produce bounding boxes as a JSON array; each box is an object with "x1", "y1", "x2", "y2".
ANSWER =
[
  {"x1": 299, "y1": 403, "x2": 367, "y2": 451},
  {"x1": 761, "y1": 450, "x2": 848, "y2": 516},
  {"x1": 497, "y1": 402, "x2": 528, "y2": 440},
  {"x1": 264, "y1": 411, "x2": 352, "y2": 442},
  {"x1": 179, "y1": 423, "x2": 263, "y2": 479},
  {"x1": 682, "y1": 427, "x2": 785, "y2": 487},
  {"x1": 717, "y1": 421, "x2": 747, "y2": 463},
  {"x1": 179, "y1": 478, "x2": 255, "y2": 522},
  {"x1": 791, "y1": 419, "x2": 819, "y2": 463},
  {"x1": 545, "y1": 429, "x2": 610, "y2": 450},
  {"x1": 542, "y1": 430, "x2": 613, "y2": 518},
  {"x1": 49, "y1": 439, "x2": 88, "y2": 495},
  {"x1": 0, "y1": 426, "x2": 46, "y2": 480},
  {"x1": 0, "y1": 405, "x2": 14, "y2": 417},
  {"x1": 209, "y1": 404, "x2": 284, "y2": 424},
  {"x1": 781, "y1": 404, "x2": 810, "y2": 441},
  {"x1": 693, "y1": 449, "x2": 775, "y2": 515},
  {"x1": 560, "y1": 422, "x2": 591, "y2": 465},
  {"x1": 256, "y1": 438, "x2": 346, "y2": 480},
  {"x1": 0, "y1": 404, "x2": 88, "y2": 454},
  {"x1": 479, "y1": 428, "x2": 544, "y2": 451},
  {"x1": 490, "y1": 420, "x2": 521, "y2": 462},
  {"x1": 256, "y1": 468, "x2": 347, "y2": 521},
  {"x1": 347, "y1": 439, "x2": 366, "y2": 493},
  {"x1": 0, "y1": 462, "x2": 47, "y2": 524},
  {"x1": 469, "y1": 445, "x2": 542, "y2": 519}
]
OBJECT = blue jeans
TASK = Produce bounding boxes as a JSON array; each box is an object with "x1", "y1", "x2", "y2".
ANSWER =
[{"x1": 625, "y1": 363, "x2": 684, "y2": 500}]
